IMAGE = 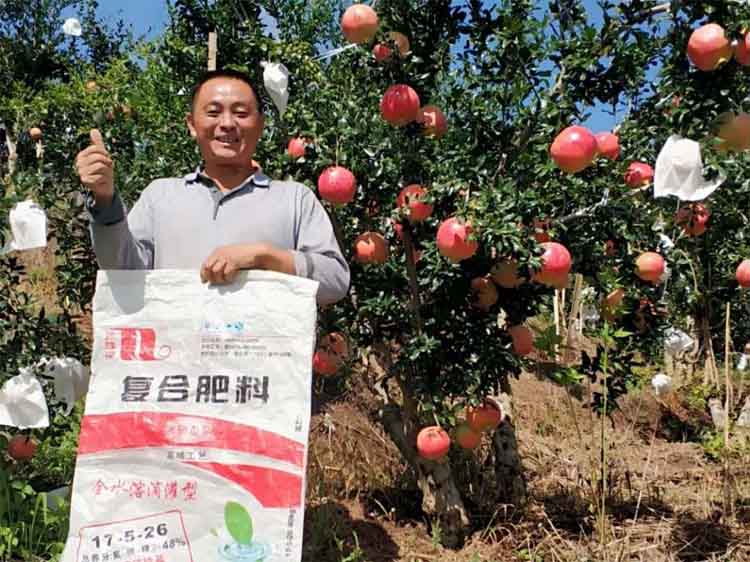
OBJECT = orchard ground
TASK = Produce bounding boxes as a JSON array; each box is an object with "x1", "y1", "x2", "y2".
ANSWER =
[{"x1": 14, "y1": 247, "x2": 750, "y2": 562}]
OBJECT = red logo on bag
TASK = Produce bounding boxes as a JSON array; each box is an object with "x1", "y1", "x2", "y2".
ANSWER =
[{"x1": 104, "y1": 328, "x2": 171, "y2": 361}]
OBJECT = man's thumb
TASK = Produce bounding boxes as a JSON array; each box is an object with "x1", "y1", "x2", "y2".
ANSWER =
[{"x1": 90, "y1": 129, "x2": 105, "y2": 149}]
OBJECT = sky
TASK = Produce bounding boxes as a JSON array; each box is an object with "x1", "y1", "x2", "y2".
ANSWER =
[{"x1": 81, "y1": 0, "x2": 654, "y2": 133}]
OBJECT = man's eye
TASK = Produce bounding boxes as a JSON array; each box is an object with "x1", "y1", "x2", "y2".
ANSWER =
[
  {"x1": 235, "y1": 112, "x2": 249, "y2": 118},
  {"x1": 206, "y1": 111, "x2": 220, "y2": 117}
]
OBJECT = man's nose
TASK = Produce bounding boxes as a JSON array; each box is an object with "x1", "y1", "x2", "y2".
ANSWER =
[{"x1": 218, "y1": 111, "x2": 235, "y2": 128}]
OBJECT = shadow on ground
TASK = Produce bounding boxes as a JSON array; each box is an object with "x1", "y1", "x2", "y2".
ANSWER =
[{"x1": 303, "y1": 500, "x2": 400, "y2": 562}]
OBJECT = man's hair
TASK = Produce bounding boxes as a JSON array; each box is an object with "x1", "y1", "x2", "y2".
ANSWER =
[{"x1": 191, "y1": 69, "x2": 265, "y2": 114}]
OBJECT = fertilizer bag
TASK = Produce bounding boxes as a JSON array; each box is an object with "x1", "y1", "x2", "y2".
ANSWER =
[{"x1": 61, "y1": 269, "x2": 318, "y2": 562}]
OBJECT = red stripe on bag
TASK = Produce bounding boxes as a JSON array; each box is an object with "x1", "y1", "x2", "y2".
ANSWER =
[
  {"x1": 78, "y1": 412, "x2": 304, "y2": 467},
  {"x1": 184, "y1": 462, "x2": 303, "y2": 508}
]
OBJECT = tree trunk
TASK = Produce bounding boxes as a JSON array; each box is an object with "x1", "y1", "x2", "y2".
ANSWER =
[
  {"x1": 490, "y1": 386, "x2": 527, "y2": 507},
  {"x1": 379, "y1": 403, "x2": 469, "y2": 548}
]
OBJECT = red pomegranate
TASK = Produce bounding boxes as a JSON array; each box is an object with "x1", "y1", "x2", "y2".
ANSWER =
[
  {"x1": 416, "y1": 426, "x2": 450, "y2": 460},
  {"x1": 533, "y1": 242, "x2": 572, "y2": 287},
  {"x1": 287, "y1": 137, "x2": 306, "y2": 159},
  {"x1": 595, "y1": 132, "x2": 620, "y2": 160},
  {"x1": 491, "y1": 258, "x2": 523, "y2": 288},
  {"x1": 380, "y1": 84, "x2": 420, "y2": 126},
  {"x1": 466, "y1": 400, "x2": 503, "y2": 432},
  {"x1": 436, "y1": 217, "x2": 479, "y2": 262},
  {"x1": 341, "y1": 4, "x2": 379, "y2": 44},
  {"x1": 715, "y1": 112, "x2": 750, "y2": 151},
  {"x1": 372, "y1": 43, "x2": 392, "y2": 62},
  {"x1": 373, "y1": 31, "x2": 410, "y2": 61},
  {"x1": 549, "y1": 126, "x2": 598, "y2": 173},
  {"x1": 318, "y1": 166, "x2": 356, "y2": 205},
  {"x1": 313, "y1": 350, "x2": 338, "y2": 376},
  {"x1": 675, "y1": 204, "x2": 710, "y2": 236},
  {"x1": 7, "y1": 434, "x2": 37, "y2": 461},
  {"x1": 455, "y1": 423, "x2": 481, "y2": 450},
  {"x1": 354, "y1": 232, "x2": 389, "y2": 264},
  {"x1": 687, "y1": 23, "x2": 732, "y2": 71},
  {"x1": 396, "y1": 184, "x2": 433, "y2": 222},
  {"x1": 635, "y1": 252, "x2": 666, "y2": 284},
  {"x1": 735, "y1": 32, "x2": 750, "y2": 66},
  {"x1": 509, "y1": 324, "x2": 534, "y2": 356},
  {"x1": 737, "y1": 260, "x2": 750, "y2": 288},
  {"x1": 624, "y1": 162, "x2": 655, "y2": 188},
  {"x1": 417, "y1": 105, "x2": 448, "y2": 138}
]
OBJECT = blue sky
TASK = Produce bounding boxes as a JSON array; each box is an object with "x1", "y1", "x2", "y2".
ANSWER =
[{"x1": 84, "y1": 0, "x2": 641, "y2": 133}]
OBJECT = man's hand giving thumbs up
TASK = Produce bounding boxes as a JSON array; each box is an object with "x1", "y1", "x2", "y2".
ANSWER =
[{"x1": 76, "y1": 129, "x2": 114, "y2": 206}]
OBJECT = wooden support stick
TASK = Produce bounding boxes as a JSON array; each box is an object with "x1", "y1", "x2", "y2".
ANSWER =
[{"x1": 208, "y1": 32, "x2": 218, "y2": 71}]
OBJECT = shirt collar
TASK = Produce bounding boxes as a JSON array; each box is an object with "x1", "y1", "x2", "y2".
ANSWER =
[{"x1": 184, "y1": 163, "x2": 271, "y2": 188}]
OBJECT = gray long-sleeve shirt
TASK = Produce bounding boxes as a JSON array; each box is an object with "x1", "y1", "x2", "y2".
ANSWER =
[{"x1": 86, "y1": 168, "x2": 350, "y2": 305}]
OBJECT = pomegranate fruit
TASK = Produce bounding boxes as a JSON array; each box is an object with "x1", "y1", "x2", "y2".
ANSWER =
[
  {"x1": 417, "y1": 105, "x2": 448, "y2": 138},
  {"x1": 455, "y1": 423, "x2": 481, "y2": 450},
  {"x1": 509, "y1": 324, "x2": 534, "y2": 356},
  {"x1": 466, "y1": 400, "x2": 503, "y2": 432},
  {"x1": 532, "y1": 242, "x2": 572, "y2": 287},
  {"x1": 595, "y1": 132, "x2": 620, "y2": 160},
  {"x1": 470, "y1": 276, "x2": 498, "y2": 311},
  {"x1": 624, "y1": 162, "x2": 654, "y2": 188},
  {"x1": 635, "y1": 252, "x2": 666, "y2": 284},
  {"x1": 287, "y1": 137, "x2": 306, "y2": 159},
  {"x1": 715, "y1": 112, "x2": 750, "y2": 151},
  {"x1": 318, "y1": 166, "x2": 356, "y2": 205},
  {"x1": 396, "y1": 184, "x2": 433, "y2": 223},
  {"x1": 735, "y1": 32, "x2": 750, "y2": 66},
  {"x1": 7, "y1": 434, "x2": 37, "y2": 461},
  {"x1": 380, "y1": 84, "x2": 420, "y2": 126},
  {"x1": 687, "y1": 23, "x2": 732, "y2": 71},
  {"x1": 737, "y1": 260, "x2": 750, "y2": 288},
  {"x1": 341, "y1": 4, "x2": 379, "y2": 44},
  {"x1": 491, "y1": 258, "x2": 523, "y2": 288},
  {"x1": 549, "y1": 125, "x2": 598, "y2": 173},
  {"x1": 675, "y1": 204, "x2": 710, "y2": 236},
  {"x1": 373, "y1": 31, "x2": 410, "y2": 61},
  {"x1": 436, "y1": 217, "x2": 478, "y2": 262},
  {"x1": 416, "y1": 426, "x2": 450, "y2": 460},
  {"x1": 354, "y1": 232, "x2": 389, "y2": 264}
]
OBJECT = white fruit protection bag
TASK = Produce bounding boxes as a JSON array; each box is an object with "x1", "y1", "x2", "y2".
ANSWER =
[{"x1": 61, "y1": 270, "x2": 318, "y2": 562}]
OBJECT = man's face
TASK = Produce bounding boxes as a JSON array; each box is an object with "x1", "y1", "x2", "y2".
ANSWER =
[{"x1": 187, "y1": 77, "x2": 264, "y2": 168}]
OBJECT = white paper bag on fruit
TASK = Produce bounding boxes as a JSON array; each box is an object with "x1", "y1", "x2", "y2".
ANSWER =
[
  {"x1": 2, "y1": 199, "x2": 47, "y2": 253},
  {"x1": 664, "y1": 327, "x2": 693, "y2": 355},
  {"x1": 60, "y1": 270, "x2": 318, "y2": 562},
  {"x1": 261, "y1": 61, "x2": 289, "y2": 118},
  {"x1": 654, "y1": 135, "x2": 723, "y2": 201},
  {"x1": 41, "y1": 356, "x2": 90, "y2": 415},
  {"x1": 0, "y1": 372, "x2": 50, "y2": 429}
]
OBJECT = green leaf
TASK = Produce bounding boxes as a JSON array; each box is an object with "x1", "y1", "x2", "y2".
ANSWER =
[{"x1": 224, "y1": 501, "x2": 253, "y2": 545}]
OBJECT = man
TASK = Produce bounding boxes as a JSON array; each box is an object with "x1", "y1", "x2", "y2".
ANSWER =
[{"x1": 75, "y1": 69, "x2": 349, "y2": 305}]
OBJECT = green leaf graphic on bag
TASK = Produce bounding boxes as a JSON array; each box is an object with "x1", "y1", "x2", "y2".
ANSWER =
[{"x1": 225, "y1": 501, "x2": 254, "y2": 545}]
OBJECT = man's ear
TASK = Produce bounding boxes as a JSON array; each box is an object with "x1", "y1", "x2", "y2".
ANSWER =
[{"x1": 186, "y1": 113, "x2": 197, "y2": 138}]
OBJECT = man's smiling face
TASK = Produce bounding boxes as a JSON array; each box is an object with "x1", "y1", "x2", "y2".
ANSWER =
[{"x1": 187, "y1": 77, "x2": 264, "y2": 168}]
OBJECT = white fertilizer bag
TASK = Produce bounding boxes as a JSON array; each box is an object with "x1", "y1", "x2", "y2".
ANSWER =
[{"x1": 61, "y1": 270, "x2": 319, "y2": 562}]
